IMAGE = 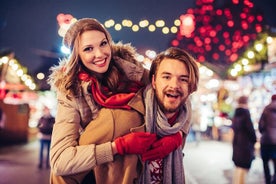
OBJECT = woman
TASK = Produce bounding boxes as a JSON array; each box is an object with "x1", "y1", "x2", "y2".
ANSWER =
[
  {"x1": 231, "y1": 96, "x2": 257, "y2": 184},
  {"x1": 48, "y1": 18, "x2": 156, "y2": 184}
]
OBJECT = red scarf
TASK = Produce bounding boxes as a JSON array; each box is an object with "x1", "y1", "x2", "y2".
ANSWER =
[
  {"x1": 78, "y1": 72, "x2": 143, "y2": 110},
  {"x1": 168, "y1": 110, "x2": 179, "y2": 126}
]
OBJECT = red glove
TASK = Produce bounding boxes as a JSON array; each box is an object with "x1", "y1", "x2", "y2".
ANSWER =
[
  {"x1": 142, "y1": 132, "x2": 182, "y2": 161},
  {"x1": 114, "y1": 132, "x2": 157, "y2": 155}
]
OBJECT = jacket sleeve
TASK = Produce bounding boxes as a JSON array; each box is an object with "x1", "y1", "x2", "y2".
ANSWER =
[{"x1": 50, "y1": 91, "x2": 113, "y2": 176}]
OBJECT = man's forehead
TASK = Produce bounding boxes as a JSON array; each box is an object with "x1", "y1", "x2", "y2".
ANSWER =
[{"x1": 157, "y1": 58, "x2": 188, "y2": 75}]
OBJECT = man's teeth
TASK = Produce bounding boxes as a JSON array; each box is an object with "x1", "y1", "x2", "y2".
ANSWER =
[{"x1": 167, "y1": 94, "x2": 178, "y2": 98}]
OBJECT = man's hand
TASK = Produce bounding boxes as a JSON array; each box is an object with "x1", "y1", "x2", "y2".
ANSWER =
[
  {"x1": 142, "y1": 132, "x2": 182, "y2": 161},
  {"x1": 114, "y1": 132, "x2": 157, "y2": 155}
]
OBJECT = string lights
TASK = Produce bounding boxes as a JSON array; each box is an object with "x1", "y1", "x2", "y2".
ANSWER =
[
  {"x1": 0, "y1": 56, "x2": 36, "y2": 91},
  {"x1": 56, "y1": 13, "x2": 180, "y2": 38},
  {"x1": 227, "y1": 32, "x2": 270, "y2": 78},
  {"x1": 57, "y1": 0, "x2": 271, "y2": 79}
]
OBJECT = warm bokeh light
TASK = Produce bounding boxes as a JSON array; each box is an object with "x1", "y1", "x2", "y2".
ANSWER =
[
  {"x1": 170, "y1": 26, "x2": 178, "y2": 33},
  {"x1": 155, "y1": 20, "x2": 165, "y2": 27},
  {"x1": 179, "y1": 14, "x2": 195, "y2": 37},
  {"x1": 131, "y1": 24, "x2": 139, "y2": 32},
  {"x1": 104, "y1": 19, "x2": 115, "y2": 28},
  {"x1": 0, "y1": 56, "x2": 36, "y2": 90},
  {"x1": 37, "y1": 73, "x2": 45, "y2": 80},
  {"x1": 148, "y1": 25, "x2": 156, "y2": 32},
  {"x1": 247, "y1": 50, "x2": 255, "y2": 59},
  {"x1": 162, "y1": 27, "x2": 170, "y2": 34},
  {"x1": 114, "y1": 23, "x2": 122, "y2": 31},
  {"x1": 122, "y1": 19, "x2": 133, "y2": 27},
  {"x1": 138, "y1": 20, "x2": 149, "y2": 28}
]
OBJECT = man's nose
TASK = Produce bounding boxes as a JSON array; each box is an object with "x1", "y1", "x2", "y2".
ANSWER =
[{"x1": 169, "y1": 77, "x2": 180, "y2": 89}]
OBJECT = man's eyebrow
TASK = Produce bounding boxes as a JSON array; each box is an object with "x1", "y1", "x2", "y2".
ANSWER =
[
  {"x1": 161, "y1": 72, "x2": 189, "y2": 78},
  {"x1": 160, "y1": 72, "x2": 171, "y2": 75},
  {"x1": 180, "y1": 75, "x2": 189, "y2": 78}
]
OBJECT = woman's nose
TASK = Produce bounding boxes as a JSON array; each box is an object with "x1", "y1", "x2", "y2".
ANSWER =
[{"x1": 94, "y1": 48, "x2": 104, "y2": 57}]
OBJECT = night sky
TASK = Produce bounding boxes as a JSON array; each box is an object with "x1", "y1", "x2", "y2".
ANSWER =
[{"x1": 0, "y1": 0, "x2": 276, "y2": 76}]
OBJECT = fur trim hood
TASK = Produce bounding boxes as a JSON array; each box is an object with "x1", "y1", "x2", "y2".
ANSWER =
[{"x1": 48, "y1": 42, "x2": 143, "y2": 93}]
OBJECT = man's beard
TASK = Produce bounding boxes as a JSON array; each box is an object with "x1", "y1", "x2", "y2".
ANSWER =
[{"x1": 154, "y1": 89, "x2": 186, "y2": 114}]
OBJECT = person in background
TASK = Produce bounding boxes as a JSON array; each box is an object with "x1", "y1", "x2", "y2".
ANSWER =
[
  {"x1": 48, "y1": 18, "x2": 156, "y2": 184},
  {"x1": 140, "y1": 47, "x2": 199, "y2": 183},
  {"x1": 259, "y1": 94, "x2": 276, "y2": 184},
  {"x1": 231, "y1": 96, "x2": 257, "y2": 184},
  {"x1": 37, "y1": 106, "x2": 55, "y2": 169}
]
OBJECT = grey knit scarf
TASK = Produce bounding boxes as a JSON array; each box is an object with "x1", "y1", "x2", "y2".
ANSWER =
[{"x1": 140, "y1": 85, "x2": 187, "y2": 184}]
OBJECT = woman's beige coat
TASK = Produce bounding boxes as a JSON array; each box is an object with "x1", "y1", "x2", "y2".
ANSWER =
[
  {"x1": 49, "y1": 43, "x2": 148, "y2": 183},
  {"x1": 51, "y1": 90, "x2": 145, "y2": 184}
]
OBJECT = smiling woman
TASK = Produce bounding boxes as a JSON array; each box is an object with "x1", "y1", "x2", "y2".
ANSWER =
[{"x1": 47, "y1": 18, "x2": 154, "y2": 184}]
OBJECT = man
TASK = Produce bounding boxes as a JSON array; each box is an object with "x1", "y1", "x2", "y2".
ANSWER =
[
  {"x1": 259, "y1": 94, "x2": 276, "y2": 184},
  {"x1": 138, "y1": 47, "x2": 199, "y2": 183}
]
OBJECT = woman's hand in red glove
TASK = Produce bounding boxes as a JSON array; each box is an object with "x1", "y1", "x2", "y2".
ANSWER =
[
  {"x1": 114, "y1": 132, "x2": 157, "y2": 155},
  {"x1": 141, "y1": 132, "x2": 182, "y2": 161}
]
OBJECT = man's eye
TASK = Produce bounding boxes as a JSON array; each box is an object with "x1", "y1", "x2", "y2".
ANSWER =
[
  {"x1": 162, "y1": 76, "x2": 170, "y2": 80},
  {"x1": 180, "y1": 78, "x2": 188, "y2": 83}
]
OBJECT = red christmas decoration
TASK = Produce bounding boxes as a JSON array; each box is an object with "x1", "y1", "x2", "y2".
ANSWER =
[{"x1": 171, "y1": 0, "x2": 264, "y2": 78}]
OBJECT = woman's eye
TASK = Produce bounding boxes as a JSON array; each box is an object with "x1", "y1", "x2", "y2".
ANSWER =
[
  {"x1": 101, "y1": 41, "x2": 108, "y2": 46},
  {"x1": 84, "y1": 47, "x2": 93, "y2": 52}
]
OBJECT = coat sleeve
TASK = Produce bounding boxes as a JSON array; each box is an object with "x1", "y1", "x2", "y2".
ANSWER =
[
  {"x1": 50, "y1": 91, "x2": 113, "y2": 176},
  {"x1": 245, "y1": 109, "x2": 257, "y2": 143}
]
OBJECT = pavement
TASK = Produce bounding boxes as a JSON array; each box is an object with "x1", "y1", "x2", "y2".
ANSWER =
[
  {"x1": 0, "y1": 139, "x2": 50, "y2": 184},
  {"x1": 184, "y1": 140, "x2": 266, "y2": 184},
  {"x1": 0, "y1": 139, "x2": 267, "y2": 184}
]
